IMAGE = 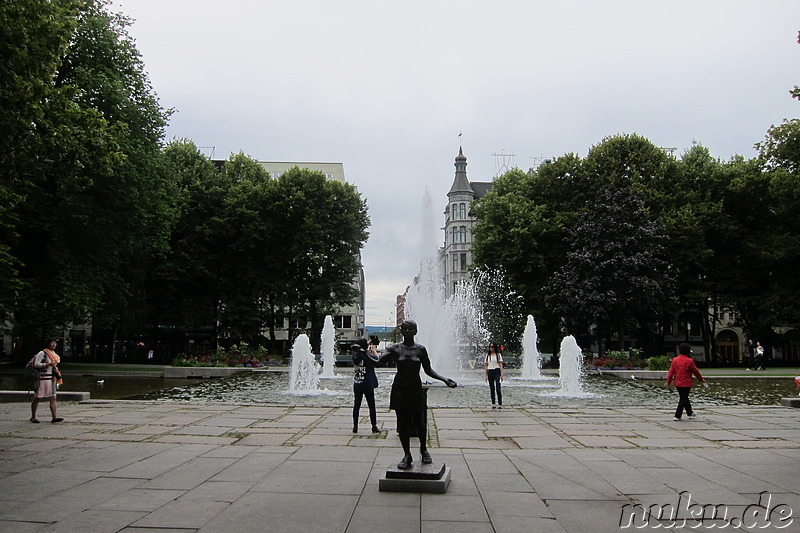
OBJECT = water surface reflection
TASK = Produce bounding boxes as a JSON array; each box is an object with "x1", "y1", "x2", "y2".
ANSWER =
[{"x1": 128, "y1": 371, "x2": 795, "y2": 407}]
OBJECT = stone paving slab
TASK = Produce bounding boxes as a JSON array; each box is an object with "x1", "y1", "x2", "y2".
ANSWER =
[{"x1": 0, "y1": 401, "x2": 798, "y2": 532}]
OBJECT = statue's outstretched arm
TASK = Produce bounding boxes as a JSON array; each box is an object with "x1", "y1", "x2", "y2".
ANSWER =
[{"x1": 421, "y1": 350, "x2": 457, "y2": 387}]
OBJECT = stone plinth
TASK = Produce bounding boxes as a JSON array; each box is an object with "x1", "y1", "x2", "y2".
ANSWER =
[
  {"x1": 0, "y1": 390, "x2": 90, "y2": 402},
  {"x1": 379, "y1": 461, "x2": 451, "y2": 493},
  {"x1": 780, "y1": 397, "x2": 800, "y2": 408}
]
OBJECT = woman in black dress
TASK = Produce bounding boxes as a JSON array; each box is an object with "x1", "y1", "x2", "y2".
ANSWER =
[{"x1": 371, "y1": 320, "x2": 457, "y2": 469}]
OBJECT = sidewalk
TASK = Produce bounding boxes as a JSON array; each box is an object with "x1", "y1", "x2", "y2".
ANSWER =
[{"x1": 0, "y1": 400, "x2": 798, "y2": 532}]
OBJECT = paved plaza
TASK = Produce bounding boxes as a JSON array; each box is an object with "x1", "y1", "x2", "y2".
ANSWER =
[{"x1": 0, "y1": 399, "x2": 798, "y2": 532}]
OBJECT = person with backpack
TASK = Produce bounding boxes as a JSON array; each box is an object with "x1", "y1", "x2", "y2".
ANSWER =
[
  {"x1": 351, "y1": 338, "x2": 380, "y2": 434},
  {"x1": 30, "y1": 338, "x2": 64, "y2": 423}
]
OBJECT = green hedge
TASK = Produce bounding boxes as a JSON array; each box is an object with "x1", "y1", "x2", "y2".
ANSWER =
[{"x1": 647, "y1": 355, "x2": 671, "y2": 371}]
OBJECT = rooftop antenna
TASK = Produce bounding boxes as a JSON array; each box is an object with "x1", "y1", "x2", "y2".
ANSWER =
[
  {"x1": 530, "y1": 155, "x2": 554, "y2": 170},
  {"x1": 198, "y1": 146, "x2": 216, "y2": 159},
  {"x1": 458, "y1": 131, "x2": 462, "y2": 149},
  {"x1": 492, "y1": 148, "x2": 516, "y2": 177}
]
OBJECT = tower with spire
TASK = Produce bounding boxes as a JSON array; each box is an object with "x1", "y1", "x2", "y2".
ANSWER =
[{"x1": 442, "y1": 147, "x2": 493, "y2": 298}]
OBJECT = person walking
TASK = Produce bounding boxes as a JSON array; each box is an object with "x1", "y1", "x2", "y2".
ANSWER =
[
  {"x1": 351, "y1": 338, "x2": 379, "y2": 434},
  {"x1": 755, "y1": 341, "x2": 766, "y2": 370},
  {"x1": 666, "y1": 343, "x2": 705, "y2": 421},
  {"x1": 30, "y1": 338, "x2": 64, "y2": 424},
  {"x1": 484, "y1": 342, "x2": 504, "y2": 409},
  {"x1": 745, "y1": 339, "x2": 755, "y2": 370}
]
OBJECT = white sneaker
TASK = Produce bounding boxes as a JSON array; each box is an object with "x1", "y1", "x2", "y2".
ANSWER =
[
  {"x1": 673, "y1": 417, "x2": 681, "y2": 421},
  {"x1": 688, "y1": 413, "x2": 696, "y2": 418}
]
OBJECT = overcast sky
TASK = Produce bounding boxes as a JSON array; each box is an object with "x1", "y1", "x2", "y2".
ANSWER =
[{"x1": 114, "y1": 0, "x2": 799, "y2": 326}]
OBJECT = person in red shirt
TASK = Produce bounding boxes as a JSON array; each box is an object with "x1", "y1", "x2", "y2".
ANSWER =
[{"x1": 666, "y1": 343, "x2": 706, "y2": 421}]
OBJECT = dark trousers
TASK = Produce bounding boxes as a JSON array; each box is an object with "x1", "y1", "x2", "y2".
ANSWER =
[
  {"x1": 353, "y1": 386, "x2": 377, "y2": 427},
  {"x1": 675, "y1": 386, "x2": 693, "y2": 419},
  {"x1": 488, "y1": 368, "x2": 502, "y2": 405}
]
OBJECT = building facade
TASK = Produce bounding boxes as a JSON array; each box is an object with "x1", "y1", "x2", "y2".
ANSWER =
[{"x1": 441, "y1": 148, "x2": 493, "y2": 299}]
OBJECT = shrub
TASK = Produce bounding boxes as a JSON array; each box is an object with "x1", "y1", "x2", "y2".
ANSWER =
[
  {"x1": 172, "y1": 344, "x2": 271, "y2": 367},
  {"x1": 171, "y1": 353, "x2": 212, "y2": 367},
  {"x1": 647, "y1": 355, "x2": 671, "y2": 371}
]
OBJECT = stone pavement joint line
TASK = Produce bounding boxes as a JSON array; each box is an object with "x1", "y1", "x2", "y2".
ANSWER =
[{"x1": 0, "y1": 401, "x2": 798, "y2": 532}]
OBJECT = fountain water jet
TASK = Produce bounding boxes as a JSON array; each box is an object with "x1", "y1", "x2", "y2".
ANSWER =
[
  {"x1": 520, "y1": 315, "x2": 550, "y2": 381},
  {"x1": 546, "y1": 335, "x2": 594, "y2": 398},
  {"x1": 320, "y1": 315, "x2": 336, "y2": 378},
  {"x1": 288, "y1": 334, "x2": 321, "y2": 393},
  {"x1": 404, "y1": 189, "x2": 489, "y2": 376}
]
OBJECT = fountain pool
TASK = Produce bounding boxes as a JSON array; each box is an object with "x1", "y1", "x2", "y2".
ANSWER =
[{"x1": 123, "y1": 370, "x2": 796, "y2": 407}]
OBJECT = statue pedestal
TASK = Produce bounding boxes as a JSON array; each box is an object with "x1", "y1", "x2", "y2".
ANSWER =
[{"x1": 379, "y1": 461, "x2": 451, "y2": 493}]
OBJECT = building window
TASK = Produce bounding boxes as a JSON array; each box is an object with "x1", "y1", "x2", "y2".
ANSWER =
[
  {"x1": 451, "y1": 204, "x2": 458, "y2": 220},
  {"x1": 452, "y1": 226, "x2": 467, "y2": 244},
  {"x1": 273, "y1": 316, "x2": 285, "y2": 329},
  {"x1": 290, "y1": 317, "x2": 307, "y2": 329},
  {"x1": 452, "y1": 253, "x2": 468, "y2": 272},
  {"x1": 334, "y1": 315, "x2": 353, "y2": 329},
  {"x1": 459, "y1": 203, "x2": 466, "y2": 220}
]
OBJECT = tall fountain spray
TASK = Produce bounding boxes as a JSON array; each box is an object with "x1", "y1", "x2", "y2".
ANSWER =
[
  {"x1": 520, "y1": 315, "x2": 546, "y2": 380},
  {"x1": 555, "y1": 335, "x2": 588, "y2": 396},
  {"x1": 320, "y1": 315, "x2": 336, "y2": 378},
  {"x1": 289, "y1": 334, "x2": 320, "y2": 393},
  {"x1": 404, "y1": 188, "x2": 489, "y2": 375}
]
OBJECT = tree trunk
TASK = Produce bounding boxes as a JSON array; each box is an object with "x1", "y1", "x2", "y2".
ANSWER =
[{"x1": 308, "y1": 299, "x2": 320, "y2": 354}]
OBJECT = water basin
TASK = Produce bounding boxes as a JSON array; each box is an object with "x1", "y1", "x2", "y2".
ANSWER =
[
  {"x1": 2, "y1": 370, "x2": 794, "y2": 407},
  {"x1": 127, "y1": 370, "x2": 795, "y2": 407}
]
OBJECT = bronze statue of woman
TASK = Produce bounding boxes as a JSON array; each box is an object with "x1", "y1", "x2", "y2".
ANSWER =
[{"x1": 370, "y1": 319, "x2": 457, "y2": 469}]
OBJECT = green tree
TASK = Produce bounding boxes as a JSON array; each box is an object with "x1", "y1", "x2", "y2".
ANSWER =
[
  {"x1": 720, "y1": 156, "x2": 775, "y2": 341},
  {"x1": 673, "y1": 144, "x2": 736, "y2": 363},
  {"x1": 471, "y1": 166, "x2": 569, "y2": 353},
  {"x1": 545, "y1": 187, "x2": 672, "y2": 351},
  {"x1": 216, "y1": 152, "x2": 277, "y2": 344},
  {"x1": 582, "y1": 134, "x2": 683, "y2": 217},
  {"x1": 63, "y1": 1, "x2": 174, "y2": 350},
  {"x1": 471, "y1": 266, "x2": 527, "y2": 351},
  {"x1": 0, "y1": 1, "x2": 82, "y2": 314},
  {"x1": 152, "y1": 141, "x2": 230, "y2": 344},
  {"x1": 791, "y1": 31, "x2": 800, "y2": 101},
  {"x1": 723, "y1": 119, "x2": 800, "y2": 340},
  {"x1": 268, "y1": 167, "x2": 369, "y2": 352},
  {"x1": 2, "y1": 0, "x2": 170, "y2": 358}
]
